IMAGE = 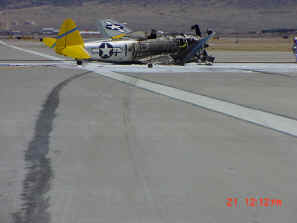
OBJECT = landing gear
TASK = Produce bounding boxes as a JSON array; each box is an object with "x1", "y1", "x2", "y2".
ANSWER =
[
  {"x1": 198, "y1": 49, "x2": 215, "y2": 65},
  {"x1": 199, "y1": 56, "x2": 215, "y2": 65},
  {"x1": 205, "y1": 55, "x2": 215, "y2": 65},
  {"x1": 76, "y1": 60, "x2": 83, "y2": 65}
]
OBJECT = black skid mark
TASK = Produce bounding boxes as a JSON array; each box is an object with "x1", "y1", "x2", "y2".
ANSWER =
[{"x1": 13, "y1": 71, "x2": 91, "y2": 223}]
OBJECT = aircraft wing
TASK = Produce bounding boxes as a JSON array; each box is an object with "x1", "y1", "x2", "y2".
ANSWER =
[{"x1": 97, "y1": 19, "x2": 132, "y2": 39}]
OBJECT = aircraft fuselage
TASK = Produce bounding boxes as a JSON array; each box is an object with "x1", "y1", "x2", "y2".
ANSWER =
[{"x1": 84, "y1": 36, "x2": 197, "y2": 63}]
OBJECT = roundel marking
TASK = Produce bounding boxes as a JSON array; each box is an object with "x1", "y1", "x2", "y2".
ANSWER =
[
  {"x1": 99, "y1": 43, "x2": 113, "y2": 58},
  {"x1": 105, "y1": 23, "x2": 124, "y2": 32}
]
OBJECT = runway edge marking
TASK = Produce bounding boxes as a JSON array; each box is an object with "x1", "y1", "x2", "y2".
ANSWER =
[
  {"x1": 2, "y1": 40, "x2": 297, "y2": 137},
  {"x1": 0, "y1": 40, "x2": 63, "y2": 60}
]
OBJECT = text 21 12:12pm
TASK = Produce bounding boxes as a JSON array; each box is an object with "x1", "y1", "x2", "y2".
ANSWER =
[{"x1": 226, "y1": 198, "x2": 282, "y2": 208}]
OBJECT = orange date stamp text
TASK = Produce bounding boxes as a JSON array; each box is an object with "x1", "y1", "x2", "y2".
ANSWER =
[{"x1": 226, "y1": 197, "x2": 282, "y2": 208}]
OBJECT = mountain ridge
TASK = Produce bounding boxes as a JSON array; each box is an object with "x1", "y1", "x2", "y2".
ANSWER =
[
  {"x1": 0, "y1": 0, "x2": 296, "y2": 34},
  {"x1": 0, "y1": 0, "x2": 296, "y2": 9}
]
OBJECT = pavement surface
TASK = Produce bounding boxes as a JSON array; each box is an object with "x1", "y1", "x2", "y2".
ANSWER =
[
  {"x1": 209, "y1": 50, "x2": 296, "y2": 63},
  {"x1": 0, "y1": 40, "x2": 297, "y2": 223}
]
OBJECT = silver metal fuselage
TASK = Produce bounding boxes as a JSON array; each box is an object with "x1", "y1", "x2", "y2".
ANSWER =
[
  {"x1": 85, "y1": 40, "x2": 136, "y2": 62},
  {"x1": 84, "y1": 37, "x2": 190, "y2": 63}
]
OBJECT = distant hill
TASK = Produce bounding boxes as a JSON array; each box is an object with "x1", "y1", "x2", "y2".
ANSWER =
[
  {"x1": 0, "y1": 0, "x2": 84, "y2": 8},
  {"x1": 1, "y1": 0, "x2": 296, "y2": 9},
  {"x1": 0, "y1": 0, "x2": 296, "y2": 34}
]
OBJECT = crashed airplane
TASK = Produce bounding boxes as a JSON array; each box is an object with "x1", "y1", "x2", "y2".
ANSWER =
[{"x1": 43, "y1": 18, "x2": 215, "y2": 66}]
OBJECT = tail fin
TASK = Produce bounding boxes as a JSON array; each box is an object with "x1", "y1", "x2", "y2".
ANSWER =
[
  {"x1": 56, "y1": 18, "x2": 83, "y2": 53},
  {"x1": 55, "y1": 18, "x2": 90, "y2": 59}
]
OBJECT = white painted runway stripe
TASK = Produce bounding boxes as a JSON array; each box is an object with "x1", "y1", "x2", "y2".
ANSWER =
[
  {"x1": 0, "y1": 40, "x2": 63, "y2": 60},
  {"x1": 85, "y1": 64, "x2": 297, "y2": 137},
  {"x1": 0, "y1": 63, "x2": 66, "y2": 67},
  {"x1": 91, "y1": 63, "x2": 297, "y2": 74},
  {"x1": 2, "y1": 40, "x2": 297, "y2": 137}
]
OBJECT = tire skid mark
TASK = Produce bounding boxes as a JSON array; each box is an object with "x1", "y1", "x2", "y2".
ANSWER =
[{"x1": 13, "y1": 71, "x2": 91, "y2": 223}]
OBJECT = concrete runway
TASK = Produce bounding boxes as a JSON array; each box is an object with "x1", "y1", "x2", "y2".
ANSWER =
[{"x1": 1, "y1": 40, "x2": 297, "y2": 223}]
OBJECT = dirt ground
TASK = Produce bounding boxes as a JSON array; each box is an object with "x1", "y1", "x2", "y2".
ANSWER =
[{"x1": 209, "y1": 37, "x2": 295, "y2": 52}]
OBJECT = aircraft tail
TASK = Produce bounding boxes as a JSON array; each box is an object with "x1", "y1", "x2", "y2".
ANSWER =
[{"x1": 43, "y1": 18, "x2": 90, "y2": 60}]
